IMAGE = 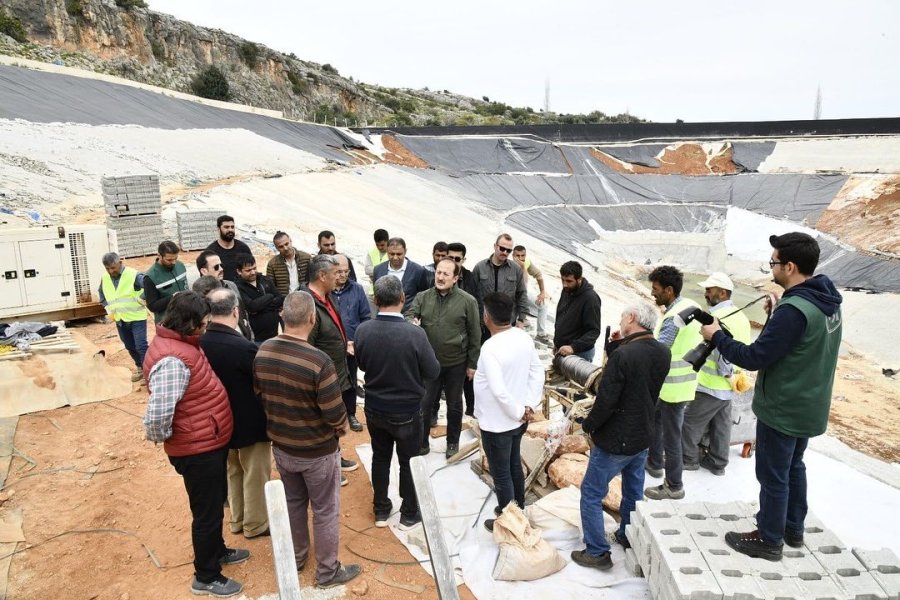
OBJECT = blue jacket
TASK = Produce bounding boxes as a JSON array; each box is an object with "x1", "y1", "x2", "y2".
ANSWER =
[
  {"x1": 373, "y1": 259, "x2": 430, "y2": 312},
  {"x1": 332, "y1": 281, "x2": 371, "y2": 341}
]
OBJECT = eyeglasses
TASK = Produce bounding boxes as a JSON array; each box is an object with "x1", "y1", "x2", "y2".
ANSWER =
[
  {"x1": 768, "y1": 260, "x2": 786, "y2": 269},
  {"x1": 448, "y1": 256, "x2": 464, "y2": 262},
  {"x1": 497, "y1": 246, "x2": 513, "y2": 254},
  {"x1": 212, "y1": 264, "x2": 223, "y2": 271}
]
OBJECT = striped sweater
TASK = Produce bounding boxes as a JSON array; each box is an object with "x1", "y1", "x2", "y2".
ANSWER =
[{"x1": 253, "y1": 334, "x2": 347, "y2": 458}]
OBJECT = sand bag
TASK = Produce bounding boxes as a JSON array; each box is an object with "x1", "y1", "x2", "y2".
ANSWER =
[{"x1": 491, "y1": 504, "x2": 566, "y2": 581}]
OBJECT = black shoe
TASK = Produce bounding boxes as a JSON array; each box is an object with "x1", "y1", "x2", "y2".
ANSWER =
[
  {"x1": 219, "y1": 548, "x2": 251, "y2": 566},
  {"x1": 464, "y1": 409, "x2": 474, "y2": 417},
  {"x1": 191, "y1": 575, "x2": 243, "y2": 597},
  {"x1": 725, "y1": 530, "x2": 783, "y2": 561},
  {"x1": 700, "y1": 456, "x2": 725, "y2": 476},
  {"x1": 419, "y1": 445, "x2": 430, "y2": 456},
  {"x1": 340, "y1": 457, "x2": 358, "y2": 472},
  {"x1": 375, "y1": 511, "x2": 391, "y2": 528},
  {"x1": 398, "y1": 512, "x2": 422, "y2": 531},
  {"x1": 317, "y1": 563, "x2": 362, "y2": 589},
  {"x1": 571, "y1": 549, "x2": 613, "y2": 571},
  {"x1": 683, "y1": 461, "x2": 699, "y2": 471},
  {"x1": 484, "y1": 519, "x2": 495, "y2": 533},
  {"x1": 348, "y1": 415, "x2": 363, "y2": 432},
  {"x1": 445, "y1": 443, "x2": 459, "y2": 459},
  {"x1": 784, "y1": 530, "x2": 804, "y2": 548},
  {"x1": 615, "y1": 530, "x2": 631, "y2": 549}
]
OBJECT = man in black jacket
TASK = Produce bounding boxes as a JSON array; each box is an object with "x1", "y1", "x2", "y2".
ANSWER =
[
  {"x1": 571, "y1": 302, "x2": 671, "y2": 572},
  {"x1": 234, "y1": 253, "x2": 283, "y2": 341},
  {"x1": 200, "y1": 287, "x2": 270, "y2": 539},
  {"x1": 355, "y1": 276, "x2": 440, "y2": 529},
  {"x1": 554, "y1": 261, "x2": 603, "y2": 362}
]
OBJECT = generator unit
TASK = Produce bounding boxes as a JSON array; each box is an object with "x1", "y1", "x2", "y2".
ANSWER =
[{"x1": 0, "y1": 224, "x2": 112, "y2": 322}]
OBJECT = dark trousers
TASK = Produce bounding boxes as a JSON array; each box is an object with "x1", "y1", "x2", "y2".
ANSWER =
[
  {"x1": 682, "y1": 391, "x2": 732, "y2": 469},
  {"x1": 481, "y1": 424, "x2": 527, "y2": 516},
  {"x1": 423, "y1": 362, "x2": 466, "y2": 446},
  {"x1": 366, "y1": 407, "x2": 422, "y2": 518},
  {"x1": 755, "y1": 420, "x2": 809, "y2": 545},
  {"x1": 117, "y1": 319, "x2": 148, "y2": 368},
  {"x1": 169, "y1": 447, "x2": 228, "y2": 583},
  {"x1": 345, "y1": 353, "x2": 359, "y2": 416},
  {"x1": 648, "y1": 400, "x2": 688, "y2": 490},
  {"x1": 464, "y1": 377, "x2": 475, "y2": 415}
]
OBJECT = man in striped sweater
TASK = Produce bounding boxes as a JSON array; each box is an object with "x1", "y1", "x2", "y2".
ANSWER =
[{"x1": 253, "y1": 291, "x2": 361, "y2": 589}]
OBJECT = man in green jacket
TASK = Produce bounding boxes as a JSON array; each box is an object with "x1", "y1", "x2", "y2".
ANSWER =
[
  {"x1": 701, "y1": 232, "x2": 842, "y2": 562},
  {"x1": 143, "y1": 240, "x2": 188, "y2": 322},
  {"x1": 406, "y1": 258, "x2": 480, "y2": 458}
]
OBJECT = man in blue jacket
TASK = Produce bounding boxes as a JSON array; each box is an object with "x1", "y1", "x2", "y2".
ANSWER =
[
  {"x1": 333, "y1": 254, "x2": 371, "y2": 432},
  {"x1": 372, "y1": 237, "x2": 430, "y2": 312},
  {"x1": 701, "y1": 232, "x2": 842, "y2": 562}
]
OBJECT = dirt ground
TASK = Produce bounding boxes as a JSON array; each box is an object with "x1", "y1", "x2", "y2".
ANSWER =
[
  {"x1": 591, "y1": 143, "x2": 740, "y2": 175},
  {"x1": 816, "y1": 175, "x2": 900, "y2": 255},
  {"x1": 1, "y1": 256, "x2": 897, "y2": 599},
  {"x1": 380, "y1": 135, "x2": 431, "y2": 169}
]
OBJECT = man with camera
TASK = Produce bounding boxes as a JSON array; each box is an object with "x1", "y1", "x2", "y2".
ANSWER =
[
  {"x1": 682, "y1": 272, "x2": 752, "y2": 476},
  {"x1": 700, "y1": 233, "x2": 842, "y2": 561}
]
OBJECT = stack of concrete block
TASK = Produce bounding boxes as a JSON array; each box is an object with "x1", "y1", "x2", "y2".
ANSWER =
[
  {"x1": 177, "y1": 209, "x2": 223, "y2": 251},
  {"x1": 102, "y1": 175, "x2": 164, "y2": 257},
  {"x1": 624, "y1": 499, "x2": 899, "y2": 600}
]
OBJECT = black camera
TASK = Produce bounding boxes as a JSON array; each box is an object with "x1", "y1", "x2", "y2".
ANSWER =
[{"x1": 674, "y1": 307, "x2": 731, "y2": 372}]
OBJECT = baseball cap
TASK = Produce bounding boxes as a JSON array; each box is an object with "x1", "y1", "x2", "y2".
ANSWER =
[{"x1": 697, "y1": 272, "x2": 734, "y2": 291}]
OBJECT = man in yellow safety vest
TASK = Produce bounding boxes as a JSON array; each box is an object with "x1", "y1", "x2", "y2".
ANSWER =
[
  {"x1": 644, "y1": 265, "x2": 702, "y2": 500},
  {"x1": 363, "y1": 228, "x2": 390, "y2": 296},
  {"x1": 99, "y1": 252, "x2": 149, "y2": 382}
]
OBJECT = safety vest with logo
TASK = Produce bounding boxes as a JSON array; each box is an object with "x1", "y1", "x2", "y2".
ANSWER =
[
  {"x1": 696, "y1": 302, "x2": 752, "y2": 394},
  {"x1": 366, "y1": 247, "x2": 388, "y2": 294},
  {"x1": 101, "y1": 267, "x2": 147, "y2": 322},
  {"x1": 654, "y1": 297, "x2": 703, "y2": 403}
]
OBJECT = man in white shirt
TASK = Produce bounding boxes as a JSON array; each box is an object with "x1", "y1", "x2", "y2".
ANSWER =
[{"x1": 474, "y1": 292, "x2": 544, "y2": 532}]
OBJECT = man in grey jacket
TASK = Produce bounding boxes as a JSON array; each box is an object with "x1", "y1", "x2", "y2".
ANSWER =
[{"x1": 470, "y1": 233, "x2": 528, "y2": 335}]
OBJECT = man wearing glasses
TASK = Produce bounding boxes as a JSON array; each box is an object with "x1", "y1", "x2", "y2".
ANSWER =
[
  {"x1": 700, "y1": 232, "x2": 842, "y2": 562},
  {"x1": 471, "y1": 234, "x2": 528, "y2": 340},
  {"x1": 195, "y1": 251, "x2": 253, "y2": 340}
]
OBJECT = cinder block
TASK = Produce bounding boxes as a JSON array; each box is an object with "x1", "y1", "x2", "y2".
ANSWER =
[
  {"x1": 853, "y1": 548, "x2": 900, "y2": 600},
  {"x1": 702, "y1": 548, "x2": 752, "y2": 580},
  {"x1": 625, "y1": 547, "x2": 644, "y2": 577},
  {"x1": 781, "y1": 548, "x2": 828, "y2": 578},
  {"x1": 795, "y1": 572, "x2": 845, "y2": 600},
  {"x1": 813, "y1": 548, "x2": 866, "y2": 576},
  {"x1": 715, "y1": 568, "x2": 766, "y2": 600},
  {"x1": 672, "y1": 502, "x2": 713, "y2": 519},
  {"x1": 754, "y1": 572, "x2": 805, "y2": 600},
  {"x1": 803, "y1": 528, "x2": 848, "y2": 553},
  {"x1": 666, "y1": 565, "x2": 723, "y2": 600},
  {"x1": 832, "y1": 569, "x2": 889, "y2": 600},
  {"x1": 706, "y1": 501, "x2": 756, "y2": 522}
]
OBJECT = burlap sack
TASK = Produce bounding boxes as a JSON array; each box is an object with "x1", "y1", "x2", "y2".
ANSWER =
[{"x1": 491, "y1": 504, "x2": 566, "y2": 581}]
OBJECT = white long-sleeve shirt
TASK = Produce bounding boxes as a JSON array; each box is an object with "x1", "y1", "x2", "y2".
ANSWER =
[{"x1": 474, "y1": 327, "x2": 544, "y2": 433}]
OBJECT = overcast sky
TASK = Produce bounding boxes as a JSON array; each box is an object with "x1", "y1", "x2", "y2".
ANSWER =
[{"x1": 148, "y1": 0, "x2": 898, "y2": 123}]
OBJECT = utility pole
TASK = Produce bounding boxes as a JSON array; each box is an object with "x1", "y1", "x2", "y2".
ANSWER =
[
  {"x1": 544, "y1": 78, "x2": 550, "y2": 114},
  {"x1": 814, "y1": 85, "x2": 823, "y2": 120}
]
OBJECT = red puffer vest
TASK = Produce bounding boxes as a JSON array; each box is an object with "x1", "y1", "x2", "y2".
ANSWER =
[{"x1": 143, "y1": 326, "x2": 233, "y2": 457}]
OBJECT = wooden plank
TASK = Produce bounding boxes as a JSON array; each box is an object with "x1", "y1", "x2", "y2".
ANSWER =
[
  {"x1": 445, "y1": 439, "x2": 480, "y2": 465},
  {"x1": 264, "y1": 480, "x2": 302, "y2": 599},
  {"x1": 410, "y1": 456, "x2": 460, "y2": 600}
]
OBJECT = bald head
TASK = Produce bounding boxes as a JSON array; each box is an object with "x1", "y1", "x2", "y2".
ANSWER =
[{"x1": 207, "y1": 287, "x2": 238, "y2": 326}]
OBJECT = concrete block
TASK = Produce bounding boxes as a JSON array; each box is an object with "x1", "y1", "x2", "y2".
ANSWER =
[
  {"x1": 852, "y1": 548, "x2": 900, "y2": 600},
  {"x1": 666, "y1": 565, "x2": 723, "y2": 600},
  {"x1": 706, "y1": 501, "x2": 756, "y2": 522},
  {"x1": 715, "y1": 568, "x2": 766, "y2": 600},
  {"x1": 813, "y1": 548, "x2": 866, "y2": 577},
  {"x1": 794, "y1": 572, "x2": 846, "y2": 600},
  {"x1": 625, "y1": 547, "x2": 644, "y2": 577},
  {"x1": 637, "y1": 498, "x2": 678, "y2": 520},
  {"x1": 672, "y1": 502, "x2": 713, "y2": 519},
  {"x1": 782, "y1": 548, "x2": 829, "y2": 578},
  {"x1": 702, "y1": 548, "x2": 752, "y2": 580},
  {"x1": 754, "y1": 572, "x2": 806, "y2": 600},
  {"x1": 832, "y1": 569, "x2": 889, "y2": 600},
  {"x1": 803, "y1": 528, "x2": 848, "y2": 553}
]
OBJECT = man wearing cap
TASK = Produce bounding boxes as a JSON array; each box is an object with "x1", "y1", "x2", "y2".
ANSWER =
[{"x1": 681, "y1": 272, "x2": 751, "y2": 476}]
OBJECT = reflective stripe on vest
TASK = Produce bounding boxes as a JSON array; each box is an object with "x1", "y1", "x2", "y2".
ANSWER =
[
  {"x1": 654, "y1": 297, "x2": 703, "y2": 403},
  {"x1": 101, "y1": 267, "x2": 147, "y2": 322},
  {"x1": 697, "y1": 302, "x2": 752, "y2": 393}
]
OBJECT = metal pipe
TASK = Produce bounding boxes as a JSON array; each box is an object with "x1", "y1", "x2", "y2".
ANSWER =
[{"x1": 552, "y1": 354, "x2": 602, "y2": 392}]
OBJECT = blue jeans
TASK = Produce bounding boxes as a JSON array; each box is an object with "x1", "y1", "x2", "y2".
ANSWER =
[
  {"x1": 481, "y1": 424, "x2": 527, "y2": 515},
  {"x1": 755, "y1": 420, "x2": 808, "y2": 545},
  {"x1": 575, "y1": 347, "x2": 595, "y2": 362},
  {"x1": 581, "y1": 446, "x2": 647, "y2": 556},
  {"x1": 117, "y1": 319, "x2": 148, "y2": 368}
]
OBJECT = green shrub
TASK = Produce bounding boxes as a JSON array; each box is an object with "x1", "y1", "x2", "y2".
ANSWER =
[
  {"x1": 0, "y1": 12, "x2": 27, "y2": 43},
  {"x1": 66, "y1": 0, "x2": 85, "y2": 17},
  {"x1": 115, "y1": 0, "x2": 147, "y2": 9},
  {"x1": 321, "y1": 63, "x2": 338, "y2": 75},
  {"x1": 150, "y1": 39, "x2": 165, "y2": 62},
  {"x1": 191, "y1": 66, "x2": 231, "y2": 101},
  {"x1": 239, "y1": 41, "x2": 259, "y2": 67},
  {"x1": 286, "y1": 71, "x2": 308, "y2": 96}
]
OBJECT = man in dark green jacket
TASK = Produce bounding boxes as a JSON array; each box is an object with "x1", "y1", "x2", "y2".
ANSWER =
[
  {"x1": 701, "y1": 232, "x2": 842, "y2": 562},
  {"x1": 143, "y1": 240, "x2": 188, "y2": 322},
  {"x1": 406, "y1": 258, "x2": 480, "y2": 458}
]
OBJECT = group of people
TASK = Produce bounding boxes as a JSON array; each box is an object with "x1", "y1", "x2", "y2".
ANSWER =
[
  {"x1": 571, "y1": 232, "x2": 842, "y2": 573},
  {"x1": 99, "y1": 215, "x2": 842, "y2": 591}
]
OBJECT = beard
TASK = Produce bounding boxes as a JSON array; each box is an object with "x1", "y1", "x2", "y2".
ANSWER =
[{"x1": 220, "y1": 231, "x2": 235, "y2": 242}]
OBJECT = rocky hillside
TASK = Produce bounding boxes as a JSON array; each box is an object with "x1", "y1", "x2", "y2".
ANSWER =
[{"x1": 0, "y1": 0, "x2": 642, "y2": 127}]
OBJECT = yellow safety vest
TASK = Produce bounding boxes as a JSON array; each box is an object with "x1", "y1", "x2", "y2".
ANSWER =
[
  {"x1": 366, "y1": 247, "x2": 388, "y2": 294},
  {"x1": 101, "y1": 267, "x2": 147, "y2": 322},
  {"x1": 696, "y1": 302, "x2": 752, "y2": 392},
  {"x1": 654, "y1": 297, "x2": 703, "y2": 403}
]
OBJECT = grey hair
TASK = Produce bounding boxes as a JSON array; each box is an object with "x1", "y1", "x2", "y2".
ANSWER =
[
  {"x1": 101, "y1": 252, "x2": 120, "y2": 267},
  {"x1": 374, "y1": 275, "x2": 403, "y2": 307},
  {"x1": 282, "y1": 290, "x2": 315, "y2": 327},
  {"x1": 207, "y1": 287, "x2": 237, "y2": 316},
  {"x1": 309, "y1": 253, "x2": 338, "y2": 281},
  {"x1": 624, "y1": 301, "x2": 658, "y2": 331}
]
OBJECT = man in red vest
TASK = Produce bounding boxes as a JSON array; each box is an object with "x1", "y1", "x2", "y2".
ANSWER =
[{"x1": 143, "y1": 291, "x2": 249, "y2": 598}]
